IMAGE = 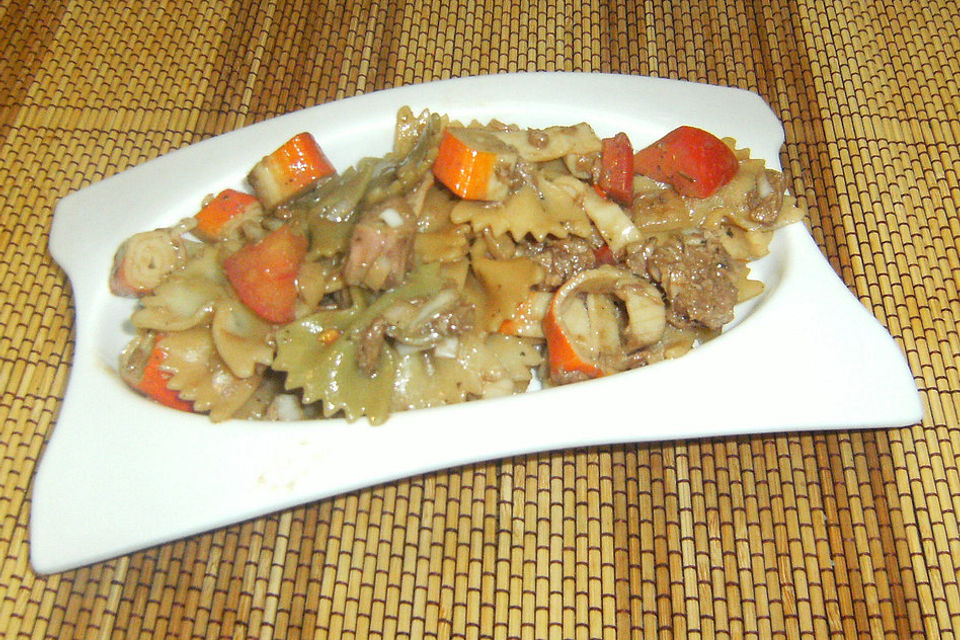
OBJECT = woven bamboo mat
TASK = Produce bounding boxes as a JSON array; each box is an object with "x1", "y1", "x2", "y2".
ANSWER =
[{"x1": 1, "y1": 0, "x2": 958, "y2": 637}]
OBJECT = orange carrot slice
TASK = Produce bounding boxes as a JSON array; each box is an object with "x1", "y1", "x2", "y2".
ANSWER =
[
  {"x1": 596, "y1": 132, "x2": 634, "y2": 205},
  {"x1": 223, "y1": 225, "x2": 307, "y2": 324},
  {"x1": 592, "y1": 243, "x2": 618, "y2": 266},
  {"x1": 633, "y1": 126, "x2": 739, "y2": 198},
  {"x1": 247, "y1": 132, "x2": 336, "y2": 209},
  {"x1": 432, "y1": 128, "x2": 516, "y2": 201},
  {"x1": 194, "y1": 189, "x2": 263, "y2": 241},
  {"x1": 318, "y1": 328, "x2": 342, "y2": 345}
]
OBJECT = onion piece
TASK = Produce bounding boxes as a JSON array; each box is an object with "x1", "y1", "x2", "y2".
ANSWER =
[{"x1": 553, "y1": 175, "x2": 642, "y2": 251}]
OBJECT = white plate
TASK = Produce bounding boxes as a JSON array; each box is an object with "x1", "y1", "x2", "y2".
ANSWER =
[{"x1": 33, "y1": 72, "x2": 922, "y2": 573}]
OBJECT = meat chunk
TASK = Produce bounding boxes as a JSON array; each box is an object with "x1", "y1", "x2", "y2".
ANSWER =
[
  {"x1": 516, "y1": 237, "x2": 598, "y2": 288},
  {"x1": 622, "y1": 237, "x2": 658, "y2": 276},
  {"x1": 381, "y1": 289, "x2": 475, "y2": 348},
  {"x1": 745, "y1": 169, "x2": 787, "y2": 227},
  {"x1": 355, "y1": 317, "x2": 390, "y2": 377},
  {"x1": 343, "y1": 197, "x2": 416, "y2": 290},
  {"x1": 645, "y1": 232, "x2": 738, "y2": 331}
]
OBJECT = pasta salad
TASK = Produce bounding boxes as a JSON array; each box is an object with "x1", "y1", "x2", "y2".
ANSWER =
[{"x1": 109, "y1": 108, "x2": 804, "y2": 424}]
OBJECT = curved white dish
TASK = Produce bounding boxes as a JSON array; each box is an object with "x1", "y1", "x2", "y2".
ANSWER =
[{"x1": 33, "y1": 72, "x2": 921, "y2": 573}]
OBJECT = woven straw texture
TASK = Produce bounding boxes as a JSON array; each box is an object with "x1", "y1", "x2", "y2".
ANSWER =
[{"x1": 2, "y1": 0, "x2": 958, "y2": 637}]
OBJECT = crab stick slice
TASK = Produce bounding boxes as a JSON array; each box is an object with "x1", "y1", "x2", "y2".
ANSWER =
[
  {"x1": 119, "y1": 333, "x2": 194, "y2": 412},
  {"x1": 193, "y1": 189, "x2": 263, "y2": 241},
  {"x1": 542, "y1": 265, "x2": 666, "y2": 384},
  {"x1": 543, "y1": 287, "x2": 605, "y2": 382},
  {"x1": 109, "y1": 228, "x2": 188, "y2": 297},
  {"x1": 432, "y1": 127, "x2": 518, "y2": 201},
  {"x1": 247, "y1": 132, "x2": 336, "y2": 209}
]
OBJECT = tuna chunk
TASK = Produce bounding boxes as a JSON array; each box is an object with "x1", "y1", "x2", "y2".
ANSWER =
[{"x1": 343, "y1": 197, "x2": 416, "y2": 290}]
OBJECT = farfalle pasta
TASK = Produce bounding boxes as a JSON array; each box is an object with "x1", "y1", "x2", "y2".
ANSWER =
[{"x1": 110, "y1": 107, "x2": 803, "y2": 424}]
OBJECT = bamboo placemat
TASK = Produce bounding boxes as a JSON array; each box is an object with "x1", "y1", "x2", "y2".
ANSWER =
[{"x1": 2, "y1": 0, "x2": 958, "y2": 637}]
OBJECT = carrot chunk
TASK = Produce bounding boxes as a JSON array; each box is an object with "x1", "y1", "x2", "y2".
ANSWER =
[
  {"x1": 194, "y1": 189, "x2": 263, "y2": 241},
  {"x1": 222, "y1": 225, "x2": 307, "y2": 324},
  {"x1": 247, "y1": 132, "x2": 336, "y2": 209},
  {"x1": 432, "y1": 128, "x2": 516, "y2": 201},
  {"x1": 596, "y1": 132, "x2": 634, "y2": 205},
  {"x1": 592, "y1": 243, "x2": 618, "y2": 266},
  {"x1": 633, "y1": 126, "x2": 739, "y2": 198}
]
